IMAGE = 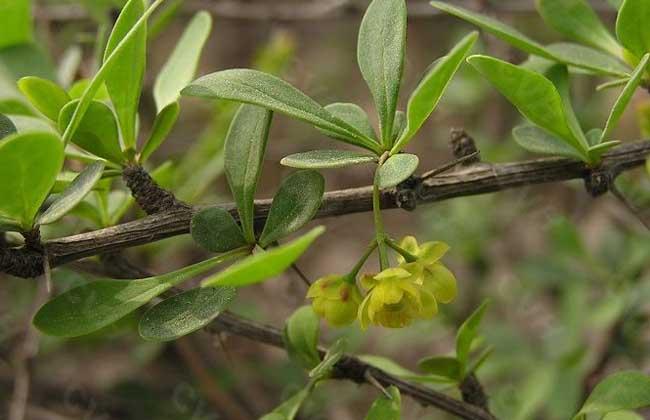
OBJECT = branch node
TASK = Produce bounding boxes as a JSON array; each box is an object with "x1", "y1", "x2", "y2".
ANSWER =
[
  {"x1": 122, "y1": 164, "x2": 190, "y2": 215},
  {"x1": 459, "y1": 373, "x2": 490, "y2": 412},
  {"x1": 584, "y1": 169, "x2": 612, "y2": 197},
  {"x1": 450, "y1": 129, "x2": 481, "y2": 165},
  {"x1": 395, "y1": 177, "x2": 418, "y2": 212}
]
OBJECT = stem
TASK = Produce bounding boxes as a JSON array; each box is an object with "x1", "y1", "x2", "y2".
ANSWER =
[
  {"x1": 344, "y1": 241, "x2": 378, "y2": 283},
  {"x1": 373, "y1": 181, "x2": 389, "y2": 270},
  {"x1": 385, "y1": 238, "x2": 418, "y2": 263}
]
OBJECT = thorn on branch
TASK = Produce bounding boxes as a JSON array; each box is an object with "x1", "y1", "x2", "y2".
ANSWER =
[
  {"x1": 450, "y1": 129, "x2": 481, "y2": 165},
  {"x1": 122, "y1": 164, "x2": 190, "y2": 215}
]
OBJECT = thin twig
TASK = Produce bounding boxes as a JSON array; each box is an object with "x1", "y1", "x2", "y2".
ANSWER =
[
  {"x1": 364, "y1": 370, "x2": 392, "y2": 399},
  {"x1": 291, "y1": 263, "x2": 312, "y2": 287},
  {"x1": 610, "y1": 184, "x2": 650, "y2": 230},
  {"x1": 420, "y1": 151, "x2": 481, "y2": 180}
]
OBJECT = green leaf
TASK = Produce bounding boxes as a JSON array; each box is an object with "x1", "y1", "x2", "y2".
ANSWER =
[
  {"x1": 319, "y1": 103, "x2": 377, "y2": 141},
  {"x1": 17, "y1": 76, "x2": 71, "y2": 122},
  {"x1": 0, "y1": 114, "x2": 17, "y2": 140},
  {"x1": 603, "y1": 411, "x2": 645, "y2": 420},
  {"x1": 259, "y1": 170, "x2": 325, "y2": 247},
  {"x1": 182, "y1": 69, "x2": 382, "y2": 154},
  {"x1": 138, "y1": 286, "x2": 237, "y2": 342},
  {"x1": 139, "y1": 101, "x2": 180, "y2": 163},
  {"x1": 357, "y1": 0, "x2": 406, "y2": 145},
  {"x1": 225, "y1": 105, "x2": 272, "y2": 243},
  {"x1": 512, "y1": 125, "x2": 584, "y2": 159},
  {"x1": 61, "y1": 0, "x2": 165, "y2": 146},
  {"x1": 0, "y1": 132, "x2": 63, "y2": 230},
  {"x1": 103, "y1": 0, "x2": 147, "y2": 150},
  {"x1": 281, "y1": 150, "x2": 377, "y2": 169},
  {"x1": 587, "y1": 128, "x2": 604, "y2": 146},
  {"x1": 616, "y1": 0, "x2": 650, "y2": 58},
  {"x1": 190, "y1": 207, "x2": 248, "y2": 253},
  {"x1": 575, "y1": 371, "x2": 650, "y2": 418},
  {"x1": 283, "y1": 306, "x2": 321, "y2": 369},
  {"x1": 0, "y1": 0, "x2": 33, "y2": 49},
  {"x1": 264, "y1": 387, "x2": 312, "y2": 420},
  {"x1": 602, "y1": 54, "x2": 650, "y2": 142},
  {"x1": 589, "y1": 140, "x2": 621, "y2": 162},
  {"x1": 359, "y1": 355, "x2": 454, "y2": 384},
  {"x1": 537, "y1": 0, "x2": 621, "y2": 56},
  {"x1": 431, "y1": 2, "x2": 554, "y2": 59},
  {"x1": 391, "y1": 32, "x2": 477, "y2": 154},
  {"x1": 375, "y1": 154, "x2": 419, "y2": 189},
  {"x1": 68, "y1": 79, "x2": 110, "y2": 101},
  {"x1": 467, "y1": 55, "x2": 589, "y2": 159},
  {"x1": 365, "y1": 386, "x2": 401, "y2": 420},
  {"x1": 59, "y1": 100, "x2": 125, "y2": 164},
  {"x1": 417, "y1": 356, "x2": 462, "y2": 381},
  {"x1": 456, "y1": 300, "x2": 489, "y2": 374},
  {"x1": 392, "y1": 111, "x2": 405, "y2": 140},
  {"x1": 544, "y1": 64, "x2": 586, "y2": 147},
  {"x1": 33, "y1": 249, "x2": 247, "y2": 338},
  {"x1": 154, "y1": 11, "x2": 212, "y2": 112},
  {"x1": 37, "y1": 161, "x2": 105, "y2": 225},
  {"x1": 309, "y1": 338, "x2": 346, "y2": 380},
  {"x1": 201, "y1": 226, "x2": 325, "y2": 288},
  {"x1": 432, "y1": 2, "x2": 630, "y2": 77}
]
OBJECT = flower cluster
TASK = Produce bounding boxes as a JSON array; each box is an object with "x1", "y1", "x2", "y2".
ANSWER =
[{"x1": 307, "y1": 237, "x2": 457, "y2": 329}]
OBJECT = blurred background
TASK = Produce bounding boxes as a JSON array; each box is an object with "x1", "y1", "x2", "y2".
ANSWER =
[{"x1": 1, "y1": 0, "x2": 650, "y2": 419}]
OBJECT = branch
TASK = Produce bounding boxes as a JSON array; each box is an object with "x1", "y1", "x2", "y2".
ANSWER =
[
  {"x1": 21, "y1": 140, "x2": 646, "y2": 274},
  {"x1": 207, "y1": 312, "x2": 496, "y2": 420}
]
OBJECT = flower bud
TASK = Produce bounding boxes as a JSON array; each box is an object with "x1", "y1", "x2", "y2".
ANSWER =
[{"x1": 307, "y1": 275, "x2": 362, "y2": 327}]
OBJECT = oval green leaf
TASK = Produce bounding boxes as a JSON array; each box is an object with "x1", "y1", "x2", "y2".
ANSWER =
[
  {"x1": 37, "y1": 161, "x2": 105, "y2": 225},
  {"x1": 392, "y1": 32, "x2": 477, "y2": 154},
  {"x1": 190, "y1": 207, "x2": 248, "y2": 253},
  {"x1": 154, "y1": 11, "x2": 212, "y2": 112},
  {"x1": 375, "y1": 153, "x2": 419, "y2": 189},
  {"x1": 17, "y1": 76, "x2": 71, "y2": 122},
  {"x1": 139, "y1": 101, "x2": 180, "y2": 163},
  {"x1": 0, "y1": 132, "x2": 64, "y2": 230},
  {"x1": 365, "y1": 386, "x2": 401, "y2": 420},
  {"x1": 33, "y1": 248, "x2": 247, "y2": 338},
  {"x1": 259, "y1": 170, "x2": 325, "y2": 247},
  {"x1": 283, "y1": 306, "x2": 321, "y2": 369},
  {"x1": 139, "y1": 286, "x2": 237, "y2": 342},
  {"x1": 537, "y1": 0, "x2": 621, "y2": 56},
  {"x1": 357, "y1": 0, "x2": 406, "y2": 145},
  {"x1": 202, "y1": 226, "x2": 325, "y2": 288},
  {"x1": 512, "y1": 125, "x2": 584, "y2": 160},
  {"x1": 104, "y1": 0, "x2": 146, "y2": 150},
  {"x1": 182, "y1": 69, "x2": 381, "y2": 153},
  {"x1": 616, "y1": 0, "x2": 650, "y2": 58},
  {"x1": 59, "y1": 99, "x2": 125, "y2": 164},
  {"x1": 576, "y1": 371, "x2": 650, "y2": 419},
  {"x1": 319, "y1": 103, "x2": 377, "y2": 141},
  {"x1": 417, "y1": 356, "x2": 462, "y2": 381},
  {"x1": 281, "y1": 149, "x2": 377, "y2": 169},
  {"x1": 225, "y1": 105, "x2": 273, "y2": 243}
]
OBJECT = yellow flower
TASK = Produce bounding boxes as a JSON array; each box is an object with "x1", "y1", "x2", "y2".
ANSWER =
[
  {"x1": 357, "y1": 265, "x2": 438, "y2": 329},
  {"x1": 307, "y1": 275, "x2": 362, "y2": 327},
  {"x1": 397, "y1": 236, "x2": 457, "y2": 304}
]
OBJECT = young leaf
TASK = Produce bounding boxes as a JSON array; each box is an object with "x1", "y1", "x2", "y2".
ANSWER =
[
  {"x1": 17, "y1": 76, "x2": 71, "y2": 122},
  {"x1": 456, "y1": 300, "x2": 489, "y2": 373},
  {"x1": 0, "y1": 132, "x2": 64, "y2": 230},
  {"x1": 138, "y1": 286, "x2": 237, "y2": 342},
  {"x1": 319, "y1": 103, "x2": 377, "y2": 141},
  {"x1": 575, "y1": 371, "x2": 650, "y2": 419},
  {"x1": 0, "y1": 0, "x2": 33, "y2": 49},
  {"x1": 201, "y1": 226, "x2": 325, "y2": 288},
  {"x1": 284, "y1": 306, "x2": 321, "y2": 369},
  {"x1": 375, "y1": 154, "x2": 419, "y2": 189},
  {"x1": 357, "y1": 0, "x2": 407, "y2": 145},
  {"x1": 431, "y1": 2, "x2": 554, "y2": 59},
  {"x1": 537, "y1": 0, "x2": 621, "y2": 56},
  {"x1": 392, "y1": 111, "x2": 406, "y2": 140},
  {"x1": 190, "y1": 207, "x2": 248, "y2": 253},
  {"x1": 0, "y1": 114, "x2": 17, "y2": 140},
  {"x1": 37, "y1": 161, "x2": 105, "y2": 225},
  {"x1": 68, "y1": 79, "x2": 110, "y2": 101},
  {"x1": 281, "y1": 150, "x2": 377, "y2": 169},
  {"x1": 616, "y1": 0, "x2": 650, "y2": 59},
  {"x1": 417, "y1": 356, "x2": 462, "y2": 381},
  {"x1": 59, "y1": 100, "x2": 125, "y2": 164},
  {"x1": 259, "y1": 170, "x2": 325, "y2": 247},
  {"x1": 103, "y1": 0, "x2": 146, "y2": 151},
  {"x1": 139, "y1": 101, "x2": 180, "y2": 163},
  {"x1": 154, "y1": 11, "x2": 212, "y2": 112},
  {"x1": 589, "y1": 141, "x2": 621, "y2": 162},
  {"x1": 225, "y1": 105, "x2": 272, "y2": 243},
  {"x1": 358, "y1": 355, "x2": 454, "y2": 384},
  {"x1": 545, "y1": 43, "x2": 630, "y2": 77},
  {"x1": 467, "y1": 55, "x2": 589, "y2": 159},
  {"x1": 182, "y1": 69, "x2": 382, "y2": 154},
  {"x1": 33, "y1": 249, "x2": 247, "y2": 338},
  {"x1": 365, "y1": 386, "x2": 401, "y2": 420},
  {"x1": 391, "y1": 32, "x2": 477, "y2": 154},
  {"x1": 263, "y1": 387, "x2": 312, "y2": 420},
  {"x1": 512, "y1": 125, "x2": 584, "y2": 160},
  {"x1": 309, "y1": 338, "x2": 346, "y2": 380},
  {"x1": 602, "y1": 53, "x2": 650, "y2": 142},
  {"x1": 544, "y1": 64, "x2": 587, "y2": 147}
]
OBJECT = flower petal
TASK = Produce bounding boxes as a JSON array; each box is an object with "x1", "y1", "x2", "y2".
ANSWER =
[
  {"x1": 419, "y1": 241, "x2": 450, "y2": 264},
  {"x1": 423, "y1": 263, "x2": 457, "y2": 304}
]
